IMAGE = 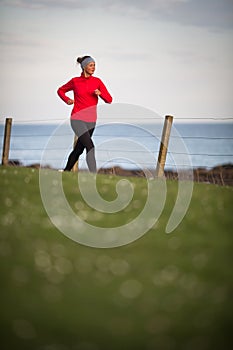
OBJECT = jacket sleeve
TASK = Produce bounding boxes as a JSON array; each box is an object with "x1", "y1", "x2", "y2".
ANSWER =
[
  {"x1": 98, "y1": 79, "x2": 113, "y2": 103},
  {"x1": 57, "y1": 78, "x2": 74, "y2": 104}
]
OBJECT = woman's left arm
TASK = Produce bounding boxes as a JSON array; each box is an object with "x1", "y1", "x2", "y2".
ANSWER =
[{"x1": 97, "y1": 79, "x2": 113, "y2": 103}]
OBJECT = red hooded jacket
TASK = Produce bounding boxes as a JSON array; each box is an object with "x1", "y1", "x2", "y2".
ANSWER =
[{"x1": 57, "y1": 73, "x2": 112, "y2": 122}]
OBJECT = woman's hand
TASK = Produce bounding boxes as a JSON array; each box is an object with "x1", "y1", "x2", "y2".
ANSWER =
[
  {"x1": 94, "y1": 89, "x2": 101, "y2": 96},
  {"x1": 67, "y1": 99, "x2": 74, "y2": 105}
]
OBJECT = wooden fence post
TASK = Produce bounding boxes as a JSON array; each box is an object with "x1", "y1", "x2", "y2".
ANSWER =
[
  {"x1": 2, "y1": 117, "x2": 12, "y2": 166},
  {"x1": 155, "y1": 115, "x2": 173, "y2": 177},
  {"x1": 72, "y1": 134, "x2": 78, "y2": 172}
]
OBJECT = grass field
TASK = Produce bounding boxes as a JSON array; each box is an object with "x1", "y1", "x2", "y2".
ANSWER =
[{"x1": 0, "y1": 166, "x2": 232, "y2": 350}]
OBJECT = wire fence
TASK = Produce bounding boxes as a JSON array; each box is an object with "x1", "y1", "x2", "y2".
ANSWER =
[{"x1": 0, "y1": 116, "x2": 233, "y2": 185}]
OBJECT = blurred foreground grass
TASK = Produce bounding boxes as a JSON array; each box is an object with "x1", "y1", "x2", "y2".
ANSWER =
[{"x1": 0, "y1": 166, "x2": 232, "y2": 350}]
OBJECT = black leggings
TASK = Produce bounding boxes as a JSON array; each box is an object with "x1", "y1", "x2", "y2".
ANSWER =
[{"x1": 64, "y1": 120, "x2": 96, "y2": 172}]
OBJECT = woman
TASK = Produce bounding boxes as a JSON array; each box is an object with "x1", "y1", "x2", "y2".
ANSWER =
[{"x1": 57, "y1": 55, "x2": 112, "y2": 172}]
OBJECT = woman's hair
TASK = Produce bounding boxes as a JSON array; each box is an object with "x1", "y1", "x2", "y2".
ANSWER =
[
  {"x1": 77, "y1": 55, "x2": 95, "y2": 70},
  {"x1": 77, "y1": 56, "x2": 91, "y2": 64}
]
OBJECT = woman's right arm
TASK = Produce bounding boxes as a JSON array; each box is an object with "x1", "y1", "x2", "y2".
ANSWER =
[{"x1": 57, "y1": 79, "x2": 74, "y2": 105}]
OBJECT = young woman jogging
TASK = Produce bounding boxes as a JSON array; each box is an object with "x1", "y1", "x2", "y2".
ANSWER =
[{"x1": 57, "y1": 55, "x2": 113, "y2": 172}]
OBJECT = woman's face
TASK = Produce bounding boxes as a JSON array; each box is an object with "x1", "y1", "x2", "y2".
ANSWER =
[{"x1": 84, "y1": 61, "x2": 95, "y2": 75}]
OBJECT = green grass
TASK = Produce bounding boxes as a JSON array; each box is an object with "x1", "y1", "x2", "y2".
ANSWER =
[{"x1": 0, "y1": 166, "x2": 232, "y2": 350}]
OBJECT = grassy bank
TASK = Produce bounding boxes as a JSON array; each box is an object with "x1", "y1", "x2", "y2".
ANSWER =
[{"x1": 0, "y1": 166, "x2": 232, "y2": 350}]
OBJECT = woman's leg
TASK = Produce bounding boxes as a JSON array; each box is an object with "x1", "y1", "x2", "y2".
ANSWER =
[
  {"x1": 80, "y1": 127, "x2": 96, "y2": 172},
  {"x1": 64, "y1": 139, "x2": 85, "y2": 171},
  {"x1": 64, "y1": 120, "x2": 96, "y2": 172}
]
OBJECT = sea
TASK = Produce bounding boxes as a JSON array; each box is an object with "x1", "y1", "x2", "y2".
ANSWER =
[{"x1": 0, "y1": 121, "x2": 232, "y2": 171}]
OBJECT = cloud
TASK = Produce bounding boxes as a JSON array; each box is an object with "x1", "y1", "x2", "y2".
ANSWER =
[
  {"x1": 105, "y1": 51, "x2": 151, "y2": 62},
  {"x1": 0, "y1": 0, "x2": 90, "y2": 9},
  {"x1": 155, "y1": 0, "x2": 233, "y2": 29},
  {"x1": 1, "y1": 0, "x2": 233, "y2": 29},
  {"x1": 0, "y1": 32, "x2": 41, "y2": 47}
]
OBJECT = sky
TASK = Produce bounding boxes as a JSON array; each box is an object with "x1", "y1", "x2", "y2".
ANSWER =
[{"x1": 0, "y1": 0, "x2": 233, "y2": 123}]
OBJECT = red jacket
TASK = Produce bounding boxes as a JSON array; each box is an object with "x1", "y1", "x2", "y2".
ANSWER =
[{"x1": 57, "y1": 73, "x2": 112, "y2": 122}]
